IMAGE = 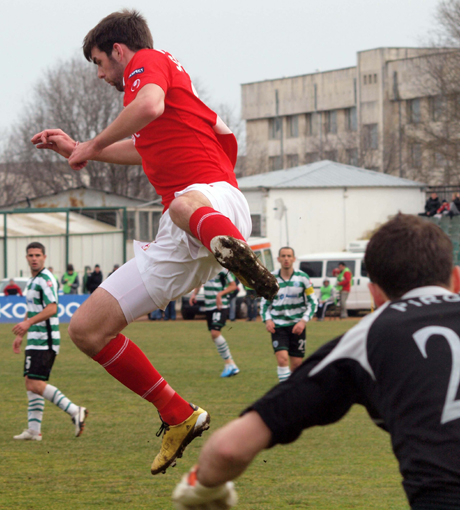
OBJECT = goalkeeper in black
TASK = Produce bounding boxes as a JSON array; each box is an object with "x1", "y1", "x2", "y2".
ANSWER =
[{"x1": 173, "y1": 214, "x2": 460, "y2": 510}]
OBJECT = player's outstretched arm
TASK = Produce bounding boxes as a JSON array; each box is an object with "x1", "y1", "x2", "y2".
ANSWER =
[
  {"x1": 32, "y1": 130, "x2": 142, "y2": 167},
  {"x1": 68, "y1": 83, "x2": 164, "y2": 170},
  {"x1": 172, "y1": 412, "x2": 272, "y2": 508}
]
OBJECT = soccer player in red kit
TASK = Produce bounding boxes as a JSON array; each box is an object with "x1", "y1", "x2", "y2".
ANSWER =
[{"x1": 31, "y1": 10, "x2": 278, "y2": 475}]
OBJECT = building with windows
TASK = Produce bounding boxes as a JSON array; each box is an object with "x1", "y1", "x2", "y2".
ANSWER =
[{"x1": 241, "y1": 47, "x2": 454, "y2": 183}]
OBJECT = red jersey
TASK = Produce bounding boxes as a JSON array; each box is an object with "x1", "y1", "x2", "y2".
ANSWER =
[{"x1": 123, "y1": 49, "x2": 238, "y2": 209}]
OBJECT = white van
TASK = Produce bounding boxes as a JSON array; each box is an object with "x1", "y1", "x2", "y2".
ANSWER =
[{"x1": 296, "y1": 251, "x2": 372, "y2": 312}]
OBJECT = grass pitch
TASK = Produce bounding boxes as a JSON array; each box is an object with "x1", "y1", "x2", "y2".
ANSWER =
[{"x1": 0, "y1": 319, "x2": 408, "y2": 509}]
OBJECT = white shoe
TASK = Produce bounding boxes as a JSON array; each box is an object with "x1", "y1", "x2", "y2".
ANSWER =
[
  {"x1": 14, "y1": 429, "x2": 42, "y2": 441},
  {"x1": 72, "y1": 407, "x2": 88, "y2": 437}
]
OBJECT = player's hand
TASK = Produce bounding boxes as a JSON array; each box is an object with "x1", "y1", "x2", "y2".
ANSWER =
[
  {"x1": 189, "y1": 294, "x2": 197, "y2": 306},
  {"x1": 13, "y1": 320, "x2": 31, "y2": 337},
  {"x1": 12, "y1": 335, "x2": 23, "y2": 354},
  {"x1": 172, "y1": 466, "x2": 238, "y2": 510},
  {"x1": 265, "y1": 319, "x2": 275, "y2": 334},
  {"x1": 31, "y1": 129, "x2": 77, "y2": 159},
  {"x1": 68, "y1": 140, "x2": 100, "y2": 170},
  {"x1": 292, "y1": 320, "x2": 306, "y2": 335}
]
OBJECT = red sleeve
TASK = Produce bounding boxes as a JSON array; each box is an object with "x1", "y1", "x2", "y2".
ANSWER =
[{"x1": 215, "y1": 133, "x2": 238, "y2": 169}]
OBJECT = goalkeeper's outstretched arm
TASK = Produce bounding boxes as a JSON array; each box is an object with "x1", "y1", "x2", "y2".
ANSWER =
[
  {"x1": 172, "y1": 412, "x2": 271, "y2": 509},
  {"x1": 195, "y1": 411, "x2": 272, "y2": 487}
]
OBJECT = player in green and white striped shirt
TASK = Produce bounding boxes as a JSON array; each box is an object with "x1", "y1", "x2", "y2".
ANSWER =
[
  {"x1": 190, "y1": 271, "x2": 240, "y2": 377},
  {"x1": 260, "y1": 247, "x2": 318, "y2": 382},
  {"x1": 12, "y1": 242, "x2": 87, "y2": 441}
]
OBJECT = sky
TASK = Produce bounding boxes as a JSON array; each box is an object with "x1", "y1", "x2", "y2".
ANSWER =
[{"x1": 0, "y1": 0, "x2": 442, "y2": 138}]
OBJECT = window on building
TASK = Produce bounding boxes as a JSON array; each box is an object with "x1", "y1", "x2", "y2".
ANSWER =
[
  {"x1": 434, "y1": 150, "x2": 447, "y2": 167},
  {"x1": 407, "y1": 98, "x2": 421, "y2": 124},
  {"x1": 325, "y1": 110, "x2": 337, "y2": 134},
  {"x1": 286, "y1": 115, "x2": 299, "y2": 138},
  {"x1": 363, "y1": 124, "x2": 378, "y2": 150},
  {"x1": 250, "y1": 214, "x2": 262, "y2": 237},
  {"x1": 305, "y1": 152, "x2": 319, "y2": 164},
  {"x1": 429, "y1": 95, "x2": 444, "y2": 121},
  {"x1": 306, "y1": 113, "x2": 319, "y2": 136},
  {"x1": 324, "y1": 150, "x2": 338, "y2": 162},
  {"x1": 268, "y1": 118, "x2": 282, "y2": 140},
  {"x1": 363, "y1": 75, "x2": 367, "y2": 85},
  {"x1": 373, "y1": 74, "x2": 377, "y2": 83},
  {"x1": 410, "y1": 143, "x2": 422, "y2": 168},
  {"x1": 347, "y1": 148, "x2": 359, "y2": 166},
  {"x1": 268, "y1": 155, "x2": 282, "y2": 171},
  {"x1": 286, "y1": 154, "x2": 299, "y2": 168},
  {"x1": 345, "y1": 107, "x2": 357, "y2": 131}
]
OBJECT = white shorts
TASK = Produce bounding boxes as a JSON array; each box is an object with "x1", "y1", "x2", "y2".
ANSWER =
[{"x1": 100, "y1": 181, "x2": 252, "y2": 323}]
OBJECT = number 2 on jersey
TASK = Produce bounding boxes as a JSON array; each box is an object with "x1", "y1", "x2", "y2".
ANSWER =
[{"x1": 413, "y1": 326, "x2": 460, "y2": 424}]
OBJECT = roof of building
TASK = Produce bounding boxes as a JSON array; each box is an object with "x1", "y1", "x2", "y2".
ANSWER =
[{"x1": 237, "y1": 160, "x2": 425, "y2": 190}]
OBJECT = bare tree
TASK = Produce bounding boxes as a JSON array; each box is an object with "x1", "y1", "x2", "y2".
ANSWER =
[{"x1": 0, "y1": 56, "x2": 155, "y2": 205}]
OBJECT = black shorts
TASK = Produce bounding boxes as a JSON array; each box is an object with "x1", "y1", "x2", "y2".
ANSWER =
[
  {"x1": 206, "y1": 309, "x2": 228, "y2": 331},
  {"x1": 271, "y1": 325, "x2": 306, "y2": 358},
  {"x1": 24, "y1": 349, "x2": 56, "y2": 381}
]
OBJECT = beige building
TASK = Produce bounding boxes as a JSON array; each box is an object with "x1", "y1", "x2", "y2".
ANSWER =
[{"x1": 241, "y1": 47, "x2": 456, "y2": 184}]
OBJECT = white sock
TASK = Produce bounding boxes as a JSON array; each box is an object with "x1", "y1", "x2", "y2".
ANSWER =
[
  {"x1": 214, "y1": 335, "x2": 233, "y2": 362},
  {"x1": 27, "y1": 391, "x2": 44, "y2": 433},
  {"x1": 42, "y1": 384, "x2": 78, "y2": 417},
  {"x1": 277, "y1": 366, "x2": 291, "y2": 382}
]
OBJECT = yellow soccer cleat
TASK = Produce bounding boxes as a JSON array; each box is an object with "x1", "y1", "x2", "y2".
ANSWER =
[{"x1": 151, "y1": 404, "x2": 211, "y2": 475}]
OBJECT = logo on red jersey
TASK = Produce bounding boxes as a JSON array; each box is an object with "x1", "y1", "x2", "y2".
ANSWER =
[
  {"x1": 128, "y1": 67, "x2": 144, "y2": 79},
  {"x1": 131, "y1": 79, "x2": 141, "y2": 92}
]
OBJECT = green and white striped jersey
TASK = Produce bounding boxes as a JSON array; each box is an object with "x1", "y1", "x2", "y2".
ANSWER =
[
  {"x1": 260, "y1": 270, "x2": 318, "y2": 327},
  {"x1": 203, "y1": 271, "x2": 236, "y2": 311},
  {"x1": 25, "y1": 268, "x2": 60, "y2": 353}
]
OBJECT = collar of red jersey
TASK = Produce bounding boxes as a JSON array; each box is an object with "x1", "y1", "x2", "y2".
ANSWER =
[{"x1": 401, "y1": 286, "x2": 454, "y2": 300}]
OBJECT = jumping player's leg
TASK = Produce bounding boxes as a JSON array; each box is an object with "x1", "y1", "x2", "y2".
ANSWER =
[
  {"x1": 68, "y1": 260, "x2": 209, "y2": 474},
  {"x1": 168, "y1": 187, "x2": 279, "y2": 300}
]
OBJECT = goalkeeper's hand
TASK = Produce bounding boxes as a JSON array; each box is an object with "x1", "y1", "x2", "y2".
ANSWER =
[{"x1": 172, "y1": 465, "x2": 238, "y2": 510}]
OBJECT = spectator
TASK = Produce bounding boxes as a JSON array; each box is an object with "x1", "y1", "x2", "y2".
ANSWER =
[
  {"x1": 86, "y1": 264, "x2": 103, "y2": 294},
  {"x1": 164, "y1": 301, "x2": 177, "y2": 321},
  {"x1": 244, "y1": 286, "x2": 258, "y2": 321},
  {"x1": 228, "y1": 277, "x2": 240, "y2": 321},
  {"x1": 449, "y1": 193, "x2": 460, "y2": 218},
  {"x1": 435, "y1": 199, "x2": 450, "y2": 217},
  {"x1": 82, "y1": 266, "x2": 91, "y2": 294},
  {"x1": 333, "y1": 262, "x2": 352, "y2": 319},
  {"x1": 108, "y1": 264, "x2": 120, "y2": 277},
  {"x1": 61, "y1": 264, "x2": 79, "y2": 295},
  {"x1": 3, "y1": 279, "x2": 23, "y2": 296},
  {"x1": 316, "y1": 279, "x2": 335, "y2": 321},
  {"x1": 48, "y1": 267, "x2": 60, "y2": 290},
  {"x1": 419, "y1": 192, "x2": 441, "y2": 217}
]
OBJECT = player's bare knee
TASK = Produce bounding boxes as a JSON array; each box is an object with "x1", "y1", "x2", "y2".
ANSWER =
[
  {"x1": 25, "y1": 377, "x2": 45, "y2": 395},
  {"x1": 68, "y1": 314, "x2": 92, "y2": 353}
]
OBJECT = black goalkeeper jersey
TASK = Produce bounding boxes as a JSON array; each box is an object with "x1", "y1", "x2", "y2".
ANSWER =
[{"x1": 247, "y1": 286, "x2": 460, "y2": 507}]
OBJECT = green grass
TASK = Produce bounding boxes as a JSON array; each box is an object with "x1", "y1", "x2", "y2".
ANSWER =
[{"x1": 0, "y1": 319, "x2": 408, "y2": 509}]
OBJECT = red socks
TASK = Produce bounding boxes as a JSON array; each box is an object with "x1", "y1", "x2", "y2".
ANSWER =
[
  {"x1": 93, "y1": 334, "x2": 192, "y2": 424},
  {"x1": 189, "y1": 207, "x2": 245, "y2": 251}
]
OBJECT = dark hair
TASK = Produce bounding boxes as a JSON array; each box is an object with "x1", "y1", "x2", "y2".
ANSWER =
[
  {"x1": 364, "y1": 214, "x2": 453, "y2": 300},
  {"x1": 83, "y1": 9, "x2": 153, "y2": 61},
  {"x1": 278, "y1": 246, "x2": 295, "y2": 256},
  {"x1": 67, "y1": 264, "x2": 74, "y2": 272},
  {"x1": 26, "y1": 242, "x2": 45, "y2": 255},
  {"x1": 338, "y1": 261, "x2": 345, "y2": 266}
]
